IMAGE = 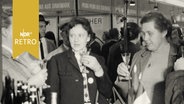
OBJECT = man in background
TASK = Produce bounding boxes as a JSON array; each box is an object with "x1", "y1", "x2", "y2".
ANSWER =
[
  {"x1": 39, "y1": 14, "x2": 56, "y2": 60},
  {"x1": 45, "y1": 22, "x2": 69, "y2": 61}
]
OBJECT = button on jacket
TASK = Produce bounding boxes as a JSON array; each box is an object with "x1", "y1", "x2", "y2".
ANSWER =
[{"x1": 47, "y1": 49, "x2": 112, "y2": 104}]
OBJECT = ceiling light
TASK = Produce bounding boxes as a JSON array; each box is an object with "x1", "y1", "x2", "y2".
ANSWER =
[
  {"x1": 130, "y1": 0, "x2": 135, "y2": 6},
  {"x1": 154, "y1": 2, "x2": 158, "y2": 10}
]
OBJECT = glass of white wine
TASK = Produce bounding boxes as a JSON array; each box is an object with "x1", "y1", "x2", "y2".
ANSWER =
[
  {"x1": 119, "y1": 52, "x2": 131, "y2": 80},
  {"x1": 121, "y1": 52, "x2": 131, "y2": 66}
]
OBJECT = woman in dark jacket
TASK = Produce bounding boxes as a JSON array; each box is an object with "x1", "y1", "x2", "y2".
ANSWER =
[{"x1": 47, "y1": 17, "x2": 112, "y2": 104}]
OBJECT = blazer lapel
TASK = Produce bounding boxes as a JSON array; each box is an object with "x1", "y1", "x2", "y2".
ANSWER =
[
  {"x1": 130, "y1": 49, "x2": 151, "y2": 73},
  {"x1": 130, "y1": 49, "x2": 151, "y2": 100},
  {"x1": 140, "y1": 50, "x2": 151, "y2": 73},
  {"x1": 67, "y1": 49, "x2": 81, "y2": 72}
]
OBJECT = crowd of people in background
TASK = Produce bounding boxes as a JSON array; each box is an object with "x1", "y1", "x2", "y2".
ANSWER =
[{"x1": 2, "y1": 7, "x2": 184, "y2": 104}]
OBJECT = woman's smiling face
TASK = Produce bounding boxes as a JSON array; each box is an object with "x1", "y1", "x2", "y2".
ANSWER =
[{"x1": 141, "y1": 21, "x2": 167, "y2": 51}]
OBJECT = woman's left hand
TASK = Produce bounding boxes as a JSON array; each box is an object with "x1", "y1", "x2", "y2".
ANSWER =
[{"x1": 81, "y1": 55, "x2": 104, "y2": 77}]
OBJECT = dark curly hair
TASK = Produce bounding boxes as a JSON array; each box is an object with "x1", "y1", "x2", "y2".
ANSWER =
[
  {"x1": 109, "y1": 28, "x2": 119, "y2": 40},
  {"x1": 64, "y1": 17, "x2": 94, "y2": 48}
]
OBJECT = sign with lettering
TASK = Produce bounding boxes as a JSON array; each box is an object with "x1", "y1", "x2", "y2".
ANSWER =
[
  {"x1": 39, "y1": 0, "x2": 74, "y2": 11},
  {"x1": 84, "y1": 15, "x2": 111, "y2": 40},
  {"x1": 79, "y1": 0, "x2": 111, "y2": 13}
]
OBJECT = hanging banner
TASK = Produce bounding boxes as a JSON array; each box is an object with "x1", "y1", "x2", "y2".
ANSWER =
[
  {"x1": 112, "y1": 0, "x2": 137, "y2": 16},
  {"x1": 13, "y1": 0, "x2": 39, "y2": 58},
  {"x1": 79, "y1": 0, "x2": 111, "y2": 13},
  {"x1": 153, "y1": 0, "x2": 184, "y2": 8},
  {"x1": 39, "y1": 0, "x2": 74, "y2": 12},
  {"x1": 112, "y1": 0, "x2": 124, "y2": 15}
]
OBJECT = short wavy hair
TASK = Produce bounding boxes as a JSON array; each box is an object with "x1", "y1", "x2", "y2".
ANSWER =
[{"x1": 140, "y1": 11, "x2": 172, "y2": 38}]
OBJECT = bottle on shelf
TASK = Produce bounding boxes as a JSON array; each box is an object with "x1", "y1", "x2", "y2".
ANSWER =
[
  {"x1": 29, "y1": 85, "x2": 39, "y2": 104},
  {"x1": 16, "y1": 80, "x2": 24, "y2": 104},
  {"x1": 21, "y1": 82, "x2": 29, "y2": 104},
  {"x1": 3, "y1": 76, "x2": 15, "y2": 104}
]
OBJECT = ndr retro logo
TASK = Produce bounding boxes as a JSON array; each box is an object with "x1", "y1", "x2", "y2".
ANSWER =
[{"x1": 14, "y1": 29, "x2": 37, "y2": 45}]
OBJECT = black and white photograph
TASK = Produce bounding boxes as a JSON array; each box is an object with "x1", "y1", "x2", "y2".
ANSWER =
[{"x1": 1, "y1": 0, "x2": 184, "y2": 104}]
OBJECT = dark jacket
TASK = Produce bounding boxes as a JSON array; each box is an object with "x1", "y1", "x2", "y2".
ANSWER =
[
  {"x1": 47, "y1": 49, "x2": 112, "y2": 104},
  {"x1": 101, "y1": 40, "x2": 117, "y2": 64},
  {"x1": 165, "y1": 71, "x2": 184, "y2": 104},
  {"x1": 89, "y1": 40, "x2": 102, "y2": 56}
]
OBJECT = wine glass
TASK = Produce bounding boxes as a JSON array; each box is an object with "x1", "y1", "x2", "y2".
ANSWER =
[
  {"x1": 121, "y1": 52, "x2": 131, "y2": 66},
  {"x1": 79, "y1": 49, "x2": 91, "y2": 73},
  {"x1": 118, "y1": 52, "x2": 131, "y2": 80}
]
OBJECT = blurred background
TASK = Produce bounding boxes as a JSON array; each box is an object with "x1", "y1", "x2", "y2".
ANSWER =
[{"x1": 3, "y1": 0, "x2": 184, "y2": 47}]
